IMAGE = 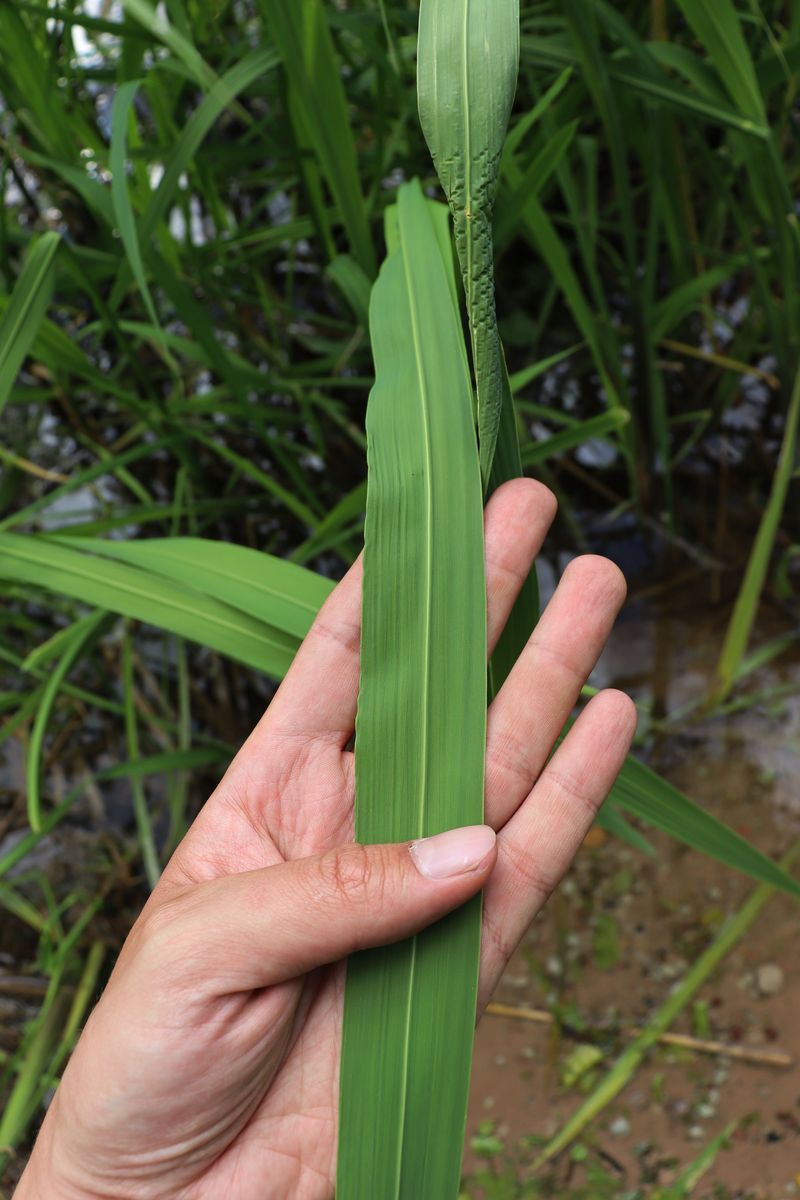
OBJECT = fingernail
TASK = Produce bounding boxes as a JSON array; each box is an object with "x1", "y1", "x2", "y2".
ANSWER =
[{"x1": 410, "y1": 825, "x2": 496, "y2": 880}]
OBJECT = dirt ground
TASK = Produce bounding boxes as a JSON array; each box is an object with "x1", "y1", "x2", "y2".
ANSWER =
[{"x1": 467, "y1": 566, "x2": 800, "y2": 1197}]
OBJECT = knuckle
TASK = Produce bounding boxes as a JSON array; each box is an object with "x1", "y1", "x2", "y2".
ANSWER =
[
  {"x1": 321, "y1": 842, "x2": 375, "y2": 906},
  {"x1": 482, "y1": 908, "x2": 515, "y2": 969},
  {"x1": 486, "y1": 726, "x2": 537, "y2": 789},
  {"x1": 498, "y1": 837, "x2": 556, "y2": 902},
  {"x1": 546, "y1": 765, "x2": 601, "y2": 821}
]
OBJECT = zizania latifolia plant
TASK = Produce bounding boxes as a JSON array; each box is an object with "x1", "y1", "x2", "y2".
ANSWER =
[{"x1": 0, "y1": 0, "x2": 799, "y2": 1184}]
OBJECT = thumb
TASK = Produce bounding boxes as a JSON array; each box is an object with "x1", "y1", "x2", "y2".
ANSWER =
[{"x1": 158, "y1": 826, "x2": 497, "y2": 992}]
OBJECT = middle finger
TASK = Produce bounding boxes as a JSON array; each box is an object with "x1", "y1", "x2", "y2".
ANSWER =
[{"x1": 484, "y1": 553, "x2": 627, "y2": 830}]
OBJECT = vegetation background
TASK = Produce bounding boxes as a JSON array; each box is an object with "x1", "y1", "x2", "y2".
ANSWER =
[{"x1": 0, "y1": 0, "x2": 798, "y2": 1196}]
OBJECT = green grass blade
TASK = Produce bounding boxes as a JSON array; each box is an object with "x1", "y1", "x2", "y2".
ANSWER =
[
  {"x1": 610, "y1": 755, "x2": 800, "y2": 898},
  {"x1": 521, "y1": 35, "x2": 769, "y2": 137},
  {"x1": 110, "y1": 80, "x2": 166, "y2": 348},
  {"x1": 709, "y1": 363, "x2": 800, "y2": 705},
  {"x1": 25, "y1": 610, "x2": 107, "y2": 832},
  {"x1": 418, "y1": 0, "x2": 519, "y2": 484},
  {"x1": 520, "y1": 409, "x2": 630, "y2": 466},
  {"x1": 122, "y1": 0, "x2": 218, "y2": 90},
  {"x1": 595, "y1": 801, "x2": 655, "y2": 857},
  {"x1": 0, "y1": 232, "x2": 60, "y2": 416},
  {"x1": 0, "y1": 534, "x2": 301, "y2": 680},
  {"x1": 260, "y1": 0, "x2": 376, "y2": 275},
  {"x1": 140, "y1": 47, "x2": 280, "y2": 240},
  {"x1": 674, "y1": 0, "x2": 765, "y2": 123},
  {"x1": 338, "y1": 179, "x2": 486, "y2": 1199},
  {"x1": 51, "y1": 535, "x2": 334, "y2": 640}
]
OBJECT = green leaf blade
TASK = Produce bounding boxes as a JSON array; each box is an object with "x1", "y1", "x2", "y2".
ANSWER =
[
  {"x1": 0, "y1": 232, "x2": 60, "y2": 416},
  {"x1": 337, "y1": 179, "x2": 486, "y2": 1199},
  {"x1": 0, "y1": 534, "x2": 301, "y2": 681}
]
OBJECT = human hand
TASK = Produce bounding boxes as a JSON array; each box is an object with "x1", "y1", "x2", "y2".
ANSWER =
[{"x1": 16, "y1": 480, "x2": 635, "y2": 1200}]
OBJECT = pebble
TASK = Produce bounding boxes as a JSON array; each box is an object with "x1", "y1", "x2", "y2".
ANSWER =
[
  {"x1": 609, "y1": 1116, "x2": 630, "y2": 1138},
  {"x1": 757, "y1": 964, "x2": 785, "y2": 996},
  {"x1": 688, "y1": 1125, "x2": 705, "y2": 1140}
]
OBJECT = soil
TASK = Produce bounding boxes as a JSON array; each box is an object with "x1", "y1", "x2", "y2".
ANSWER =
[{"x1": 467, "y1": 560, "x2": 800, "y2": 1197}]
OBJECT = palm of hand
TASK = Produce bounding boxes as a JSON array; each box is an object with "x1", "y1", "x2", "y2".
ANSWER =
[{"x1": 45, "y1": 482, "x2": 634, "y2": 1200}]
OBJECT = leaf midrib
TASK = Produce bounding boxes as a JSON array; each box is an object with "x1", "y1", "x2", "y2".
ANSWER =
[{"x1": 393, "y1": 207, "x2": 436, "y2": 1197}]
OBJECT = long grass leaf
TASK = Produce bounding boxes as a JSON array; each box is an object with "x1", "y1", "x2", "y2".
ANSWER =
[
  {"x1": 673, "y1": 0, "x2": 765, "y2": 123},
  {"x1": 122, "y1": 0, "x2": 218, "y2": 90},
  {"x1": 25, "y1": 610, "x2": 107, "y2": 832},
  {"x1": 0, "y1": 534, "x2": 300, "y2": 679},
  {"x1": 141, "y1": 47, "x2": 279, "y2": 240},
  {"x1": 110, "y1": 81, "x2": 165, "y2": 346},
  {"x1": 611, "y1": 755, "x2": 800, "y2": 898},
  {"x1": 709, "y1": 364, "x2": 800, "y2": 704},
  {"x1": 51, "y1": 535, "x2": 333, "y2": 640},
  {"x1": 338, "y1": 179, "x2": 486, "y2": 1199},
  {"x1": 259, "y1": 0, "x2": 375, "y2": 275},
  {"x1": 0, "y1": 232, "x2": 60, "y2": 416}
]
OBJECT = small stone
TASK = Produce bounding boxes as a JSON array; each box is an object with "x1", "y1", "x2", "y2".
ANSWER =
[
  {"x1": 609, "y1": 1116, "x2": 631, "y2": 1138},
  {"x1": 688, "y1": 1125, "x2": 705, "y2": 1140},
  {"x1": 696, "y1": 1103, "x2": 716, "y2": 1119},
  {"x1": 757, "y1": 964, "x2": 785, "y2": 996},
  {"x1": 483, "y1": 1096, "x2": 495, "y2": 1110},
  {"x1": 546, "y1": 955, "x2": 563, "y2": 977},
  {"x1": 494, "y1": 1055, "x2": 507, "y2": 1067}
]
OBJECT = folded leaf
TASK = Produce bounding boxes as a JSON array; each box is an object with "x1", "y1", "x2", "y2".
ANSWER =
[{"x1": 418, "y1": 0, "x2": 519, "y2": 483}]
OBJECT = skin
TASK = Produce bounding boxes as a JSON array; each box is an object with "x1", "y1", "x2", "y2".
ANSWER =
[{"x1": 16, "y1": 480, "x2": 636, "y2": 1200}]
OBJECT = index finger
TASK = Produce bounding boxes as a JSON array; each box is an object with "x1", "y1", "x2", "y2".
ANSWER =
[{"x1": 259, "y1": 478, "x2": 557, "y2": 750}]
